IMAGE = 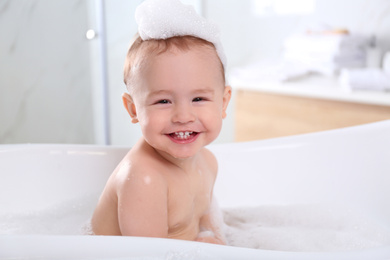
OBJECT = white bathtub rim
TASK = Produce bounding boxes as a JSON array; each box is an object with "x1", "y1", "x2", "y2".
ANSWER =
[
  {"x1": 210, "y1": 119, "x2": 390, "y2": 151},
  {"x1": 1, "y1": 235, "x2": 390, "y2": 260}
]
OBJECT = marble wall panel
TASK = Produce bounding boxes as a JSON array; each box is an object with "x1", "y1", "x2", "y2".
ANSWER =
[{"x1": 0, "y1": 0, "x2": 94, "y2": 144}]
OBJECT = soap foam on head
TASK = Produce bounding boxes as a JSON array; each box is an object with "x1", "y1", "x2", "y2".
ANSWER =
[{"x1": 135, "y1": 0, "x2": 227, "y2": 68}]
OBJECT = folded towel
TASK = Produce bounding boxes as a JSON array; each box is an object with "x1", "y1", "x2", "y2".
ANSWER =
[
  {"x1": 383, "y1": 51, "x2": 390, "y2": 75},
  {"x1": 339, "y1": 68, "x2": 390, "y2": 92}
]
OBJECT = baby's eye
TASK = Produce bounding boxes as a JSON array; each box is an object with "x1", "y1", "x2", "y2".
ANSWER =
[
  {"x1": 156, "y1": 99, "x2": 170, "y2": 104},
  {"x1": 192, "y1": 97, "x2": 204, "y2": 102}
]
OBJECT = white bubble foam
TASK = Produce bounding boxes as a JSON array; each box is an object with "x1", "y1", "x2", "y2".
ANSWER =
[
  {"x1": 222, "y1": 204, "x2": 390, "y2": 252},
  {"x1": 135, "y1": 0, "x2": 226, "y2": 68},
  {"x1": 0, "y1": 195, "x2": 97, "y2": 235},
  {"x1": 2, "y1": 198, "x2": 389, "y2": 252}
]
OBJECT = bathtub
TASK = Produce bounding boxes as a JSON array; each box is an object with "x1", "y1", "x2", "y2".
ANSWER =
[{"x1": 1, "y1": 120, "x2": 390, "y2": 259}]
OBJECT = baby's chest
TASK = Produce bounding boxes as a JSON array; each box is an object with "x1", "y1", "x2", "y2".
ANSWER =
[{"x1": 167, "y1": 174, "x2": 213, "y2": 227}]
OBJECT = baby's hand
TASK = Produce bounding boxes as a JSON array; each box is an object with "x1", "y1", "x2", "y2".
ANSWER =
[
  {"x1": 196, "y1": 236, "x2": 224, "y2": 245},
  {"x1": 196, "y1": 230, "x2": 225, "y2": 245}
]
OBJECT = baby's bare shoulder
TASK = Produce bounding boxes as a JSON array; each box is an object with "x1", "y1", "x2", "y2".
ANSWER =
[
  {"x1": 115, "y1": 149, "x2": 168, "y2": 192},
  {"x1": 201, "y1": 147, "x2": 218, "y2": 176},
  {"x1": 202, "y1": 147, "x2": 217, "y2": 161}
]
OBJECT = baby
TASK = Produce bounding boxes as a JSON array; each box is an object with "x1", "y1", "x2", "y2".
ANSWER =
[{"x1": 91, "y1": 0, "x2": 231, "y2": 245}]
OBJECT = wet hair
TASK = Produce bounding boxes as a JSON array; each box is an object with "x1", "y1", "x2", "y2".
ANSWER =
[{"x1": 123, "y1": 33, "x2": 225, "y2": 93}]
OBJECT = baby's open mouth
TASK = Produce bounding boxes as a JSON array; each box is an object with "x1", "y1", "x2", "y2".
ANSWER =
[{"x1": 169, "y1": 131, "x2": 198, "y2": 140}]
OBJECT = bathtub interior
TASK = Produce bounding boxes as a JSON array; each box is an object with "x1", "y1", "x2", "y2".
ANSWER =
[
  {"x1": 0, "y1": 145, "x2": 128, "y2": 214},
  {"x1": 212, "y1": 120, "x2": 390, "y2": 227},
  {"x1": 1, "y1": 120, "x2": 390, "y2": 258}
]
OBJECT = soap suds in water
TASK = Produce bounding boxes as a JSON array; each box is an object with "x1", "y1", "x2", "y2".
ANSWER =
[
  {"x1": 0, "y1": 195, "x2": 97, "y2": 235},
  {"x1": 222, "y1": 204, "x2": 390, "y2": 251},
  {"x1": 1, "y1": 198, "x2": 389, "y2": 252}
]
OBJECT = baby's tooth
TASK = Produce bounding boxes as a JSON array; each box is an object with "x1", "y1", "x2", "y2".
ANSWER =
[{"x1": 173, "y1": 131, "x2": 194, "y2": 139}]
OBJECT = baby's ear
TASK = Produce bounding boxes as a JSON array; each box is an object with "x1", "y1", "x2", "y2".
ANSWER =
[
  {"x1": 122, "y1": 93, "x2": 139, "y2": 123},
  {"x1": 222, "y1": 86, "x2": 232, "y2": 119}
]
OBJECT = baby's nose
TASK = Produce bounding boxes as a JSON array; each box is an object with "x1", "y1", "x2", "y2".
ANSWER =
[{"x1": 172, "y1": 103, "x2": 196, "y2": 124}]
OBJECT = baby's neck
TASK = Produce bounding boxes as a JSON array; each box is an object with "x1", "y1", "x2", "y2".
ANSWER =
[{"x1": 156, "y1": 148, "x2": 201, "y2": 172}]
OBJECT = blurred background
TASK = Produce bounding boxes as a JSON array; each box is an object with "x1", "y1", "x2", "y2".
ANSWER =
[{"x1": 1, "y1": 0, "x2": 390, "y2": 146}]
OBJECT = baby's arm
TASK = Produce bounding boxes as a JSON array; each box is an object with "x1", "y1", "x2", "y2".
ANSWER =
[
  {"x1": 196, "y1": 195, "x2": 226, "y2": 245},
  {"x1": 117, "y1": 169, "x2": 169, "y2": 237}
]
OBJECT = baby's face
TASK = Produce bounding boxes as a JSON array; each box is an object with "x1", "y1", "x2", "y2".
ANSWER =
[{"x1": 131, "y1": 46, "x2": 230, "y2": 159}]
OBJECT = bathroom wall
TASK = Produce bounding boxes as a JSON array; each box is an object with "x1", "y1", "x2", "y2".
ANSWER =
[
  {"x1": 0, "y1": 0, "x2": 95, "y2": 144},
  {"x1": 103, "y1": 0, "x2": 143, "y2": 146},
  {"x1": 205, "y1": 0, "x2": 390, "y2": 69}
]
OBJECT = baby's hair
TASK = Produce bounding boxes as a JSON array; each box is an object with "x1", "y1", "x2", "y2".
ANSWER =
[{"x1": 123, "y1": 34, "x2": 225, "y2": 92}]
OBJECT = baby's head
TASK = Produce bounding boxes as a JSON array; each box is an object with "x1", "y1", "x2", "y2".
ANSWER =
[
  {"x1": 121, "y1": 0, "x2": 231, "y2": 158},
  {"x1": 123, "y1": 34, "x2": 225, "y2": 94},
  {"x1": 124, "y1": 0, "x2": 226, "y2": 94}
]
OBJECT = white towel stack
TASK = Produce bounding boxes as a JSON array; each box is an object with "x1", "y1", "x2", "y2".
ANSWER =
[
  {"x1": 339, "y1": 68, "x2": 390, "y2": 92},
  {"x1": 283, "y1": 34, "x2": 372, "y2": 76},
  {"x1": 339, "y1": 52, "x2": 390, "y2": 92}
]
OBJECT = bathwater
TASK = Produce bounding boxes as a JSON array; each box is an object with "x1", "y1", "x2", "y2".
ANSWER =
[
  {"x1": 0, "y1": 195, "x2": 96, "y2": 235},
  {"x1": 223, "y1": 204, "x2": 390, "y2": 251},
  {"x1": 1, "y1": 196, "x2": 389, "y2": 252}
]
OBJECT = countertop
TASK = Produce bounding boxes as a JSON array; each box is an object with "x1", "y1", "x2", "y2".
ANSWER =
[{"x1": 230, "y1": 74, "x2": 390, "y2": 106}]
